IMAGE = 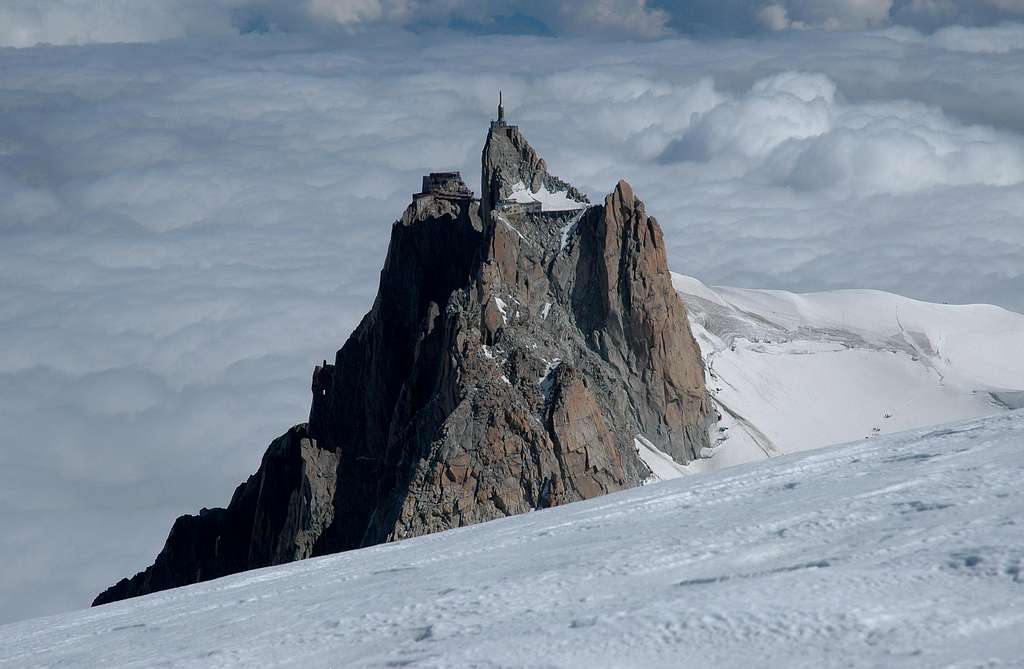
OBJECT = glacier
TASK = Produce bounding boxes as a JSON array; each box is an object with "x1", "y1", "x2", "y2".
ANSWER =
[{"x1": 673, "y1": 274, "x2": 1024, "y2": 473}]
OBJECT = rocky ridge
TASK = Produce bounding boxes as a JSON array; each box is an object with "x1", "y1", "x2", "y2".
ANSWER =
[{"x1": 93, "y1": 107, "x2": 712, "y2": 606}]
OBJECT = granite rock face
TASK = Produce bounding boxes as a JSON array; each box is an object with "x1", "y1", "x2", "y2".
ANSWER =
[
  {"x1": 94, "y1": 113, "x2": 711, "y2": 606},
  {"x1": 552, "y1": 180, "x2": 710, "y2": 464},
  {"x1": 94, "y1": 426, "x2": 337, "y2": 605}
]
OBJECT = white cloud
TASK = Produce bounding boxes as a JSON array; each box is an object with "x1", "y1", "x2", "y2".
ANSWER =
[
  {"x1": 0, "y1": 0, "x2": 672, "y2": 46},
  {"x1": 306, "y1": 0, "x2": 412, "y2": 25},
  {"x1": 301, "y1": 0, "x2": 672, "y2": 37},
  {"x1": 0, "y1": 0, "x2": 236, "y2": 47},
  {"x1": 759, "y1": 0, "x2": 893, "y2": 30},
  {"x1": 668, "y1": 72, "x2": 835, "y2": 161},
  {"x1": 8, "y1": 0, "x2": 1024, "y2": 48},
  {"x1": 0, "y1": 26, "x2": 1023, "y2": 625},
  {"x1": 931, "y1": 21, "x2": 1024, "y2": 51},
  {"x1": 758, "y1": 5, "x2": 801, "y2": 30},
  {"x1": 565, "y1": 0, "x2": 670, "y2": 37},
  {"x1": 665, "y1": 71, "x2": 1024, "y2": 196}
]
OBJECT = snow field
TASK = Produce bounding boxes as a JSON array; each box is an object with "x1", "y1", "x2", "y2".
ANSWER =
[
  {"x1": 2, "y1": 412, "x2": 1023, "y2": 668},
  {"x1": 673, "y1": 274, "x2": 1024, "y2": 470}
]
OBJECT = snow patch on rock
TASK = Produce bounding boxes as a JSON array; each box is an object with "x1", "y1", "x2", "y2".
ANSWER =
[{"x1": 506, "y1": 181, "x2": 587, "y2": 212}]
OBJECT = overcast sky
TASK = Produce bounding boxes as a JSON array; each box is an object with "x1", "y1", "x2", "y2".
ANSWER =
[{"x1": 1, "y1": 1, "x2": 1023, "y2": 626}]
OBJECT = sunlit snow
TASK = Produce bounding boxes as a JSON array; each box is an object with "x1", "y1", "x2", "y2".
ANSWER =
[
  {"x1": 634, "y1": 434, "x2": 687, "y2": 482},
  {"x1": 674, "y1": 274, "x2": 1024, "y2": 471},
  {"x1": 505, "y1": 181, "x2": 586, "y2": 212},
  {"x1": 3, "y1": 412, "x2": 1022, "y2": 667}
]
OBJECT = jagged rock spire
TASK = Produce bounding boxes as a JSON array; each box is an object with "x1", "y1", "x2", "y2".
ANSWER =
[{"x1": 93, "y1": 115, "x2": 711, "y2": 607}]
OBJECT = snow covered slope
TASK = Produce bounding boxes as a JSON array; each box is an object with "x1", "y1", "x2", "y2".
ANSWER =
[
  {"x1": 673, "y1": 274, "x2": 1024, "y2": 471},
  {"x1": 2, "y1": 411, "x2": 1023, "y2": 668}
]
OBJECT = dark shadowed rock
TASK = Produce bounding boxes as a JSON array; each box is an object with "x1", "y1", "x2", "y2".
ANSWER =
[
  {"x1": 94, "y1": 425, "x2": 336, "y2": 605},
  {"x1": 94, "y1": 105, "x2": 711, "y2": 606}
]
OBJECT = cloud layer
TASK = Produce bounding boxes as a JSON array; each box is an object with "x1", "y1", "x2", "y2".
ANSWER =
[
  {"x1": 1, "y1": 27, "x2": 1023, "y2": 624},
  {"x1": 662, "y1": 70, "x2": 1024, "y2": 194},
  {"x1": 5, "y1": 0, "x2": 1024, "y2": 46}
]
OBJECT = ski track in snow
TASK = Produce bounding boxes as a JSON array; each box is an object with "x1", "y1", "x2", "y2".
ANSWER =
[{"x1": 2, "y1": 412, "x2": 1023, "y2": 668}]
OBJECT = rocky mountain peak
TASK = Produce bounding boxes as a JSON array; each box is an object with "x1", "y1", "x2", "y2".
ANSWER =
[
  {"x1": 480, "y1": 98, "x2": 589, "y2": 225},
  {"x1": 93, "y1": 108, "x2": 712, "y2": 606}
]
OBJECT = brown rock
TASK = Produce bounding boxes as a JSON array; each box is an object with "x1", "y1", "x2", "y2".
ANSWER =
[{"x1": 94, "y1": 107, "x2": 711, "y2": 606}]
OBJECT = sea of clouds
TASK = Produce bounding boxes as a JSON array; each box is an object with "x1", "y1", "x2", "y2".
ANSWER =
[{"x1": 1, "y1": 2, "x2": 1024, "y2": 625}]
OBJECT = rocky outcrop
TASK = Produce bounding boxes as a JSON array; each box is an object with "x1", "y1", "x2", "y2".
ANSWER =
[
  {"x1": 552, "y1": 180, "x2": 710, "y2": 463},
  {"x1": 94, "y1": 425, "x2": 337, "y2": 605},
  {"x1": 94, "y1": 110, "x2": 711, "y2": 606}
]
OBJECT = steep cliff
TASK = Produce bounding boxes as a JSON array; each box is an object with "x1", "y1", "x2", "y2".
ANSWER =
[{"x1": 94, "y1": 110, "x2": 711, "y2": 606}]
